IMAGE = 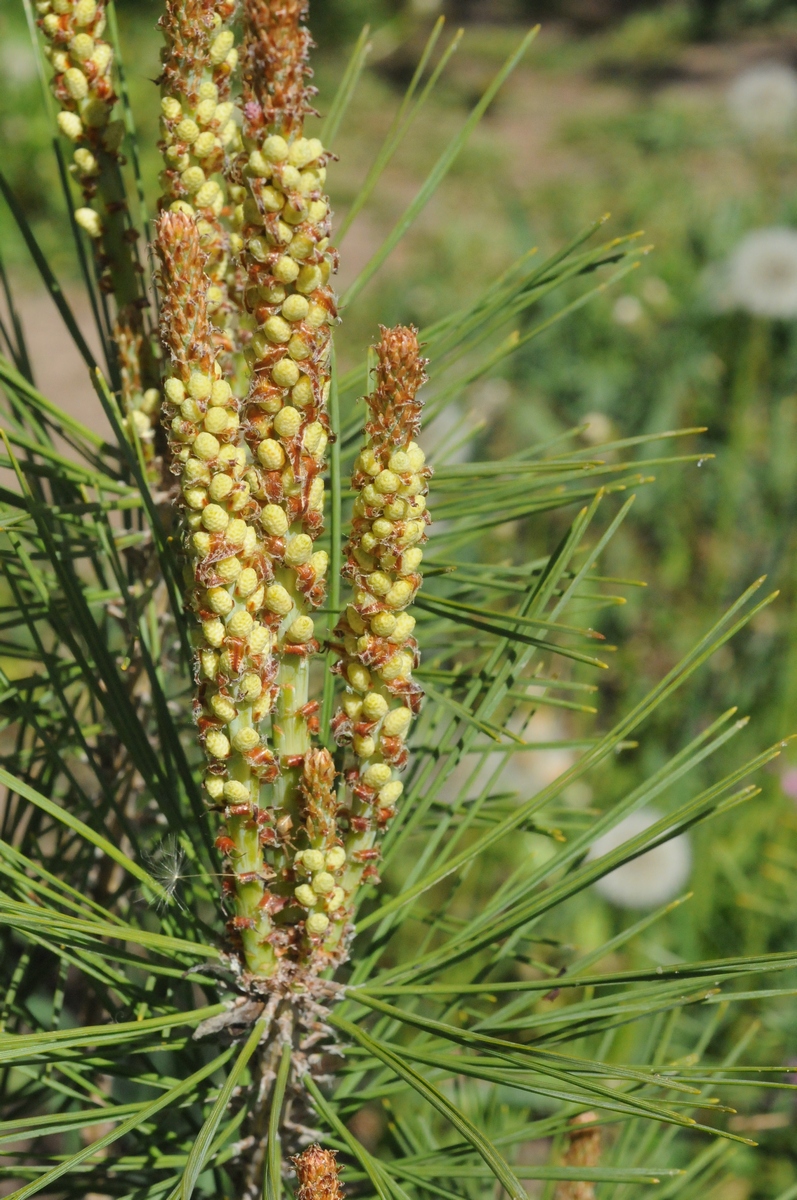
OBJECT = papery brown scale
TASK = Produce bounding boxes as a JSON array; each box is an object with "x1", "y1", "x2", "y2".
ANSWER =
[{"x1": 292, "y1": 1146, "x2": 345, "y2": 1200}]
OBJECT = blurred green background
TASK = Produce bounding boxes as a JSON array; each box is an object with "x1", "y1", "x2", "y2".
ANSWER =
[{"x1": 3, "y1": 0, "x2": 797, "y2": 1192}]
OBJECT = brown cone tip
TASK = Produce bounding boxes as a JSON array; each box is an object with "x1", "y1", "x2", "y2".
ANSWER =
[
  {"x1": 242, "y1": 0, "x2": 315, "y2": 138},
  {"x1": 292, "y1": 1145, "x2": 344, "y2": 1200},
  {"x1": 155, "y1": 210, "x2": 214, "y2": 379},
  {"x1": 366, "y1": 325, "x2": 429, "y2": 449}
]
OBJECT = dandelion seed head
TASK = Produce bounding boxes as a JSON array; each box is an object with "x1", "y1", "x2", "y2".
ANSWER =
[
  {"x1": 724, "y1": 228, "x2": 797, "y2": 319},
  {"x1": 728, "y1": 62, "x2": 797, "y2": 139},
  {"x1": 587, "y1": 807, "x2": 692, "y2": 910},
  {"x1": 144, "y1": 834, "x2": 188, "y2": 910}
]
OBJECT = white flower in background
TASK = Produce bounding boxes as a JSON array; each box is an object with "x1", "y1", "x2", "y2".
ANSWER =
[
  {"x1": 725, "y1": 228, "x2": 797, "y2": 319},
  {"x1": 587, "y1": 807, "x2": 692, "y2": 910},
  {"x1": 727, "y1": 62, "x2": 797, "y2": 138},
  {"x1": 612, "y1": 294, "x2": 643, "y2": 326},
  {"x1": 582, "y1": 411, "x2": 613, "y2": 446}
]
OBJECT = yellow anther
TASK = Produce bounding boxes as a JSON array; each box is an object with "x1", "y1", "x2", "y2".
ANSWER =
[
  {"x1": 183, "y1": 487, "x2": 207, "y2": 510},
  {"x1": 205, "y1": 729, "x2": 230, "y2": 759},
  {"x1": 201, "y1": 650, "x2": 219, "y2": 679},
  {"x1": 346, "y1": 662, "x2": 371, "y2": 692},
  {"x1": 308, "y1": 477, "x2": 325, "y2": 511},
  {"x1": 287, "y1": 335, "x2": 311, "y2": 361},
  {"x1": 233, "y1": 568, "x2": 257, "y2": 599},
  {"x1": 63, "y1": 67, "x2": 88, "y2": 99},
  {"x1": 248, "y1": 149, "x2": 270, "y2": 177},
  {"x1": 203, "y1": 408, "x2": 229, "y2": 436},
  {"x1": 181, "y1": 165, "x2": 206, "y2": 194},
  {"x1": 209, "y1": 29, "x2": 234, "y2": 64},
  {"x1": 379, "y1": 780, "x2": 404, "y2": 805},
  {"x1": 57, "y1": 111, "x2": 83, "y2": 141},
  {"x1": 263, "y1": 134, "x2": 289, "y2": 161},
  {"x1": 285, "y1": 533, "x2": 313, "y2": 566},
  {"x1": 307, "y1": 912, "x2": 330, "y2": 935},
  {"x1": 74, "y1": 207, "x2": 102, "y2": 238},
  {"x1": 326, "y1": 847, "x2": 346, "y2": 870},
  {"x1": 226, "y1": 518, "x2": 247, "y2": 545},
  {"x1": 193, "y1": 131, "x2": 217, "y2": 158},
  {"x1": 342, "y1": 694, "x2": 363, "y2": 719},
  {"x1": 216, "y1": 556, "x2": 242, "y2": 583},
  {"x1": 231, "y1": 727, "x2": 260, "y2": 752},
  {"x1": 312, "y1": 871, "x2": 335, "y2": 895},
  {"x1": 362, "y1": 692, "x2": 389, "y2": 721},
  {"x1": 223, "y1": 780, "x2": 251, "y2": 803},
  {"x1": 273, "y1": 406, "x2": 302, "y2": 439},
  {"x1": 401, "y1": 548, "x2": 423, "y2": 574},
  {"x1": 383, "y1": 706, "x2": 412, "y2": 736},
  {"x1": 365, "y1": 571, "x2": 391, "y2": 596},
  {"x1": 272, "y1": 358, "x2": 300, "y2": 388},
  {"x1": 310, "y1": 550, "x2": 328, "y2": 577},
  {"x1": 407, "y1": 442, "x2": 426, "y2": 471},
  {"x1": 161, "y1": 96, "x2": 182, "y2": 120},
  {"x1": 186, "y1": 371, "x2": 211, "y2": 400},
  {"x1": 240, "y1": 674, "x2": 262, "y2": 702},
  {"x1": 261, "y1": 186, "x2": 285, "y2": 212},
  {"x1": 286, "y1": 615, "x2": 314, "y2": 644},
  {"x1": 210, "y1": 379, "x2": 232, "y2": 407},
  {"x1": 248, "y1": 625, "x2": 270, "y2": 655},
  {"x1": 210, "y1": 692, "x2": 237, "y2": 723},
  {"x1": 292, "y1": 376, "x2": 314, "y2": 406},
  {"x1": 295, "y1": 884, "x2": 316, "y2": 908},
  {"x1": 257, "y1": 439, "x2": 286, "y2": 470},
  {"x1": 200, "y1": 504, "x2": 229, "y2": 533},
  {"x1": 306, "y1": 303, "x2": 328, "y2": 330},
  {"x1": 202, "y1": 618, "x2": 225, "y2": 647},
  {"x1": 374, "y1": 469, "x2": 400, "y2": 495},
  {"x1": 296, "y1": 265, "x2": 323, "y2": 294},
  {"x1": 176, "y1": 117, "x2": 199, "y2": 144},
  {"x1": 362, "y1": 763, "x2": 392, "y2": 788},
  {"x1": 307, "y1": 200, "x2": 328, "y2": 224},
  {"x1": 273, "y1": 255, "x2": 300, "y2": 283},
  {"x1": 227, "y1": 609, "x2": 255, "y2": 638},
  {"x1": 261, "y1": 504, "x2": 289, "y2": 537},
  {"x1": 196, "y1": 180, "x2": 222, "y2": 208},
  {"x1": 206, "y1": 587, "x2": 233, "y2": 616},
  {"x1": 205, "y1": 774, "x2": 224, "y2": 801},
  {"x1": 288, "y1": 233, "x2": 314, "y2": 260},
  {"x1": 264, "y1": 315, "x2": 291, "y2": 344},
  {"x1": 265, "y1": 584, "x2": 293, "y2": 615},
  {"x1": 193, "y1": 531, "x2": 212, "y2": 557},
  {"x1": 282, "y1": 294, "x2": 309, "y2": 322}
]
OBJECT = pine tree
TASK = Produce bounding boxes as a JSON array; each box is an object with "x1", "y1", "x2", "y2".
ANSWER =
[{"x1": 0, "y1": 2, "x2": 793, "y2": 1198}]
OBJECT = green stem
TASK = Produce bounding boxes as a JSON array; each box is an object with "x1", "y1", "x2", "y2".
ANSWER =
[{"x1": 321, "y1": 344, "x2": 341, "y2": 745}]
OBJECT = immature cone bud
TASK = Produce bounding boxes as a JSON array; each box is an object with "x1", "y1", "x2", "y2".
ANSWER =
[
  {"x1": 292, "y1": 1145, "x2": 344, "y2": 1200},
  {"x1": 326, "y1": 326, "x2": 430, "y2": 962}
]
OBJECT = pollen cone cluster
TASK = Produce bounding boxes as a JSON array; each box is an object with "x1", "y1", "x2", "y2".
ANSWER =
[
  {"x1": 37, "y1": 0, "x2": 160, "y2": 456},
  {"x1": 224, "y1": 0, "x2": 340, "y2": 963},
  {"x1": 157, "y1": 208, "x2": 281, "y2": 976},
  {"x1": 328, "y1": 326, "x2": 430, "y2": 950},
  {"x1": 158, "y1": 0, "x2": 240, "y2": 345}
]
